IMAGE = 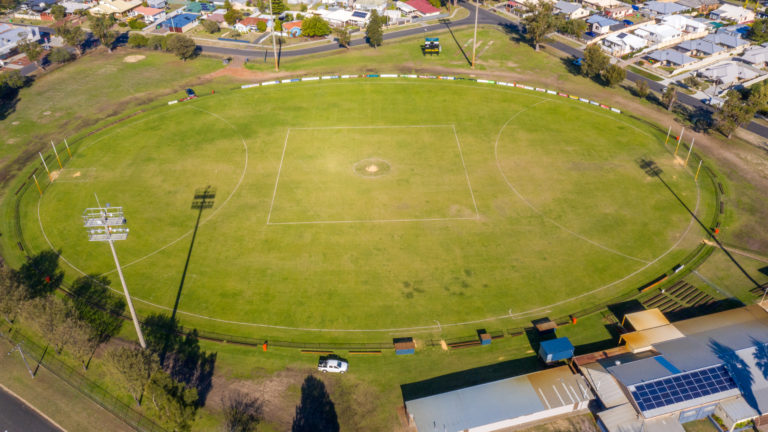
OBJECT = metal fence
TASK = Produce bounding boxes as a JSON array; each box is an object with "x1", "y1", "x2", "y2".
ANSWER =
[{"x1": 0, "y1": 328, "x2": 167, "y2": 432}]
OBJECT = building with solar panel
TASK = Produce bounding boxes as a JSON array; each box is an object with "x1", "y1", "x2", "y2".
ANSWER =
[{"x1": 575, "y1": 304, "x2": 768, "y2": 432}]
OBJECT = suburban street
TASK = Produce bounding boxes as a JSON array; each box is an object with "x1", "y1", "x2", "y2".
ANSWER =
[{"x1": 0, "y1": 386, "x2": 62, "y2": 432}]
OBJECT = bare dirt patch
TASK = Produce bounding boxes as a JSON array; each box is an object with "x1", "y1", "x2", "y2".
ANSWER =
[
  {"x1": 72, "y1": 171, "x2": 81, "y2": 178},
  {"x1": 123, "y1": 55, "x2": 146, "y2": 63},
  {"x1": 49, "y1": 170, "x2": 59, "y2": 181}
]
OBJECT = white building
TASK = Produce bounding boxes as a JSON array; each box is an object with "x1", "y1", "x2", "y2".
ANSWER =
[
  {"x1": 709, "y1": 4, "x2": 755, "y2": 23},
  {"x1": 603, "y1": 32, "x2": 648, "y2": 56},
  {"x1": 0, "y1": 24, "x2": 40, "y2": 59},
  {"x1": 660, "y1": 14, "x2": 708, "y2": 34},
  {"x1": 634, "y1": 23, "x2": 682, "y2": 44}
]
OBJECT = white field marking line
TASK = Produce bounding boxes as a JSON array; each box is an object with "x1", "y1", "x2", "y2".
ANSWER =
[
  {"x1": 266, "y1": 129, "x2": 290, "y2": 224},
  {"x1": 35, "y1": 86, "x2": 701, "y2": 333},
  {"x1": 267, "y1": 124, "x2": 477, "y2": 225},
  {"x1": 453, "y1": 124, "x2": 480, "y2": 218},
  {"x1": 267, "y1": 216, "x2": 478, "y2": 225},
  {"x1": 494, "y1": 100, "x2": 648, "y2": 264},
  {"x1": 37, "y1": 105, "x2": 249, "y2": 279}
]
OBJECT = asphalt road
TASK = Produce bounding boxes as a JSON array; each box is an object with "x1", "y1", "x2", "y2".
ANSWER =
[{"x1": 0, "y1": 386, "x2": 62, "y2": 432}]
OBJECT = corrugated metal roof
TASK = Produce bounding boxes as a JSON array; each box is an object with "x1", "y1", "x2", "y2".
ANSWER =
[
  {"x1": 581, "y1": 362, "x2": 630, "y2": 408},
  {"x1": 597, "y1": 403, "x2": 643, "y2": 432},
  {"x1": 720, "y1": 396, "x2": 759, "y2": 421},
  {"x1": 609, "y1": 356, "x2": 680, "y2": 386},
  {"x1": 620, "y1": 324, "x2": 684, "y2": 353}
]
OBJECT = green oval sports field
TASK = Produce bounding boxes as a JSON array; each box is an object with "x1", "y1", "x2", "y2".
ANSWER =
[{"x1": 20, "y1": 79, "x2": 716, "y2": 334}]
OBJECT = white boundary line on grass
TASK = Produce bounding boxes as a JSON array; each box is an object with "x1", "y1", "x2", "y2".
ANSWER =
[
  {"x1": 33, "y1": 80, "x2": 704, "y2": 333},
  {"x1": 266, "y1": 124, "x2": 480, "y2": 225}
]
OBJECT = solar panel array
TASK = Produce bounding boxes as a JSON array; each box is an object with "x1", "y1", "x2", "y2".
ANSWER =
[
  {"x1": 352, "y1": 10, "x2": 367, "y2": 18},
  {"x1": 629, "y1": 365, "x2": 737, "y2": 413}
]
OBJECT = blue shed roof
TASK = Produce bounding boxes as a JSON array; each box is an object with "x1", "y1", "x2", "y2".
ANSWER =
[
  {"x1": 540, "y1": 337, "x2": 574, "y2": 358},
  {"x1": 159, "y1": 13, "x2": 198, "y2": 28}
]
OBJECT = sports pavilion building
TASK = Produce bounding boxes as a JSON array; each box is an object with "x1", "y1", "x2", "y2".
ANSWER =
[{"x1": 403, "y1": 304, "x2": 768, "y2": 432}]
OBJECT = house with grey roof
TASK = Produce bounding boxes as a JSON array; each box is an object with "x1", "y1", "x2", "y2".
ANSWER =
[
  {"x1": 677, "y1": 39, "x2": 724, "y2": 56},
  {"x1": 675, "y1": 0, "x2": 720, "y2": 14},
  {"x1": 648, "y1": 48, "x2": 696, "y2": 66},
  {"x1": 603, "y1": 32, "x2": 648, "y2": 56},
  {"x1": 0, "y1": 24, "x2": 41, "y2": 59},
  {"x1": 554, "y1": 1, "x2": 590, "y2": 19},
  {"x1": 587, "y1": 15, "x2": 621, "y2": 34},
  {"x1": 739, "y1": 43, "x2": 768, "y2": 67},
  {"x1": 581, "y1": 305, "x2": 768, "y2": 432},
  {"x1": 702, "y1": 31, "x2": 748, "y2": 49},
  {"x1": 699, "y1": 61, "x2": 760, "y2": 85},
  {"x1": 644, "y1": 0, "x2": 687, "y2": 15}
]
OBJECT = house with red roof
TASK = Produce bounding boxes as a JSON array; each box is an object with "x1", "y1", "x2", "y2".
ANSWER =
[
  {"x1": 131, "y1": 6, "x2": 166, "y2": 23},
  {"x1": 397, "y1": 0, "x2": 441, "y2": 17},
  {"x1": 282, "y1": 20, "x2": 303, "y2": 37},
  {"x1": 234, "y1": 16, "x2": 270, "y2": 33}
]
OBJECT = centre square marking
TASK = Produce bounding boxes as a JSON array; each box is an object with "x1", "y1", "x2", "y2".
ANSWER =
[{"x1": 267, "y1": 125, "x2": 479, "y2": 225}]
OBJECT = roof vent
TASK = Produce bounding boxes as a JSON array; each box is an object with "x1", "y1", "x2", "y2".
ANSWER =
[{"x1": 615, "y1": 360, "x2": 621, "y2": 366}]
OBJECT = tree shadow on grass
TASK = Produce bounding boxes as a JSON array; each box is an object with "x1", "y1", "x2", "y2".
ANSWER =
[{"x1": 292, "y1": 375, "x2": 339, "y2": 432}]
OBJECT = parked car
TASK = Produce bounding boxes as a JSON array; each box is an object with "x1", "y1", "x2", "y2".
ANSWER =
[{"x1": 318, "y1": 358, "x2": 348, "y2": 373}]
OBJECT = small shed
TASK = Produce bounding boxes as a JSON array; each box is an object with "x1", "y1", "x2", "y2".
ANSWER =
[
  {"x1": 394, "y1": 337, "x2": 415, "y2": 355},
  {"x1": 538, "y1": 337, "x2": 574, "y2": 363}
]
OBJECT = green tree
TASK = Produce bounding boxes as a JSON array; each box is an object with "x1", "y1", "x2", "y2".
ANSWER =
[
  {"x1": 602, "y1": 63, "x2": 625, "y2": 88},
  {"x1": 223, "y1": 390, "x2": 262, "y2": 432},
  {"x1": 50, "y1": 4, "x2": 66, "y2": 20},
  {"x1": 300, "y1": 16, "x2": 330, "y2": 37},
  {"x1": 366, "y1": 10, "x2": 383, "y2": 48},
  {"x1": 104, "y1": 347, "x2": 159, "y2": 406},
  {"x1": 334, "y1": 27, "x2": 350, "y2": 48},
  {"x1": 12, "y1": 250, "x2": 63, "y2": 298},
  {"x1": 256, "y1": 20, "x2": 267, "y2": 32},
  {"x1": 48, "y1": 47, "x2": 74, "y2": 63},
  {"x1": 635, "y1": 79, "x2": 649, "y2": 99},
  {"x1": 201, "y1": 19, "x2": 220, "y2": 33},
  {"x1": 428, "y1": 0, "x2": 440, "y2": 7},
  {"x1": 66, "y1": 318, "x2": 98, "y2": 371},
  {"x1": 0, "y1": 0, "x2": 20, "y2": 11},
  {"x1": 0, "y1": 262, "x2": 28, "y2": 324},
  {"x1": 70, "y1": 275, "x2": 126, "y2": 344},
  {"x1": 17, "y1": 40, "x2": 43, "y2": 69},
  {"x1": 20, "y1": 296, "x2": 73, "y2": 353},
  {"x1": 144, "y1": 370, "x2": 198, "y2": 431},
  {"x1": 167, "y1": 34, "x2": 197, "y2": 60},
  {"x1": 300, "y1": 3, "x2": 307, "y2": 11},
  {"x1": 715, "y1": 89, "x2": 763, "y2": 138},
  {"x1": 662, "y1": 85, "x2": 677, "y2": 111},
  {"x1": 580, "y1": 43, "x2": 609, "y2": 78},
  {"x1": 224, "y1": 0, "x2": 232, "y2": 9},
  {"x1": 148, "y1": 35, "x2": 168, "y2": 50},
  {"x1": 128, "y1": 33, "x2": 149, "y2": 47},
  {"x1": 56, "y1": 23, "x2": 86, "y2": 55},
  {"x1": 558, "y1": 18, "x2": 586, "y2": 38},
  {"x1": 88, "y1": 14, "x2": 118, "y2": 52},
  {"x1": 273, "y1": 19, "x2": 282, "y2": 31},
  {"x1": 748, "y1": 18, "x2": 768, "y2": 43},
  {"x1": 224, "y1": 8, "x2": 243, "y2": 25},
  {"x1": 522, "y1": 1, "x2": 559, "y2": 51},
  {"x1": 271, "y1": 0, "x2": 286, "y2": 14}
]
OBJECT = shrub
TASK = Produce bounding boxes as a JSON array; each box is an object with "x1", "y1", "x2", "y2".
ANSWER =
[
  {"x1": 148, "y1": 35, "x2": 168, "y2": 50},
  {"x1": 48, "y1": 46, "x2": 74, "y2": 63},
  {"x1": 128, "y1": 18, "x2": 147, "y2": 30},
  {"x1": 128, "y1": 33, "x2": 148, "y2": 48}
]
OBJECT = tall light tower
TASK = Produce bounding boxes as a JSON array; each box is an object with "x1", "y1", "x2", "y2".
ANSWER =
[
  {"x1": 270, "y1": 0, "x2": 279, "y2": 71},
  {"x1": 83, "y1": 205, "x2": 147, "y2": 349}
]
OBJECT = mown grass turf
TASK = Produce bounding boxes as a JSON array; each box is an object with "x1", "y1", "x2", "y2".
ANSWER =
[{"x1": 14, "y1": 79, "x2": 715, "y2": 339}]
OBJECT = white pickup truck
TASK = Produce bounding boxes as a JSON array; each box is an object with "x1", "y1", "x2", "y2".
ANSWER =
[{"x1": 317, "y1": 359, "x2": 348, "y2": 374}]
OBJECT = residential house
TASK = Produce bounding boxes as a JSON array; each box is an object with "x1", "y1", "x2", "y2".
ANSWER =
[
  {"x1": 60, "y1": 1, "x2": 92, "y2": 14},
  {"x1": 676, "y1": 38, "x2": 724, "y2": 56},
  {"x1": 22, "y1": 0, "x2": 55, "y2": 12},
  {"x1": 586, "y1": 15, "x2": 620, "y2": 34},
  {"x1": 404, "y1": 366, "x2": 592, "y2": 432},
  {"x1": 185, "y1": 1, "x2": 215, "y2": 13},
  {"x1": 699, "y1": 61, "x2": 760, "y2": 84},
  {"x1": 739, "y1": 43, "x2": 768, "y2": 67},
  {"x1": 147, "y1": 0, "x2": 166, "y2": 8},
  {"x1": 661, "y1": 14, "x2": 708, "y2": 34},
  {"x1": 605, "y1": 3, "x2": 632, "y2": 19},
  {"x1": 89, "y1": 0, "x2": 142, "y2": 17},
  {"x1": 282, "y1": 20, "x2": 302, "y2": 37},
  {"x1": 675, "y1": 0, "x2": 720, "y2": 14},
  {"x1": 644, "y1": 1, "x2": 687, "y2": 15},
  {"x1": 131, "y1": 6, "x2": 166, "y2": 23},
  {"x1": 354, "y1": 0, "x2": 387, "y2": 13},
  {"x1": 603, "y1": 32, "x2": 647, "y2": 55},
  {"x1": 709, "y1": 4, "x2": 755, "y2": 23},
  {"x1": 585, "y1": 305, "x2": 768, "y2": 432},
  {"x1": 581, "y1": 0, "x2": 624, "y2": 10},
  {"x1": 554, "y1": 1, "x2": 590, "y2": 20},
  {"x1": 635, "y1": 23, "x2": 681, "y2": 44},
  {"x1": 157, "y1": 12, "x2": 199, "y2": 32},
  {"x1": 206, "y1": 9, "x2": 227, "y2": 24},
  {"x1": 0, "y1": 24, "x2": 40, "y2": 59},
  {"x1": 648, "y1": 48, "x2": 695, "y2": 65},
  {"x1": 702, "y1": 31, "x2": 748, "y2": 49},
  {"x1": 234, "y1": 16, "x2": 269, "y2": 32},
  {"x1": 403, "y1": 0, "x2": 441, "y2": 17}
]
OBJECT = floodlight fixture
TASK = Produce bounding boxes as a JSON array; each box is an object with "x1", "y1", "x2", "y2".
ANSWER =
[{"x1": 82, "y1": 205, "x2": 146, "y2": 349}]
